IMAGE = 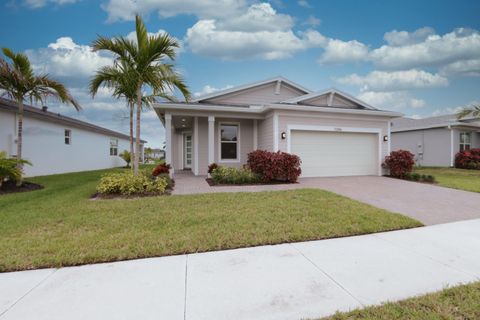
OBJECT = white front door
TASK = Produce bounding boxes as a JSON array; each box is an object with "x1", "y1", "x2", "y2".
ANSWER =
[
  {"x1": 291, "y1": 130, "x2": 378, "y2": 177},
  {"x1": 183, "y1": 133, "x2": 192, "y2": 169}
]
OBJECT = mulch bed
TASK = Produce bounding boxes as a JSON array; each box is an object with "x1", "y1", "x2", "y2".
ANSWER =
[
  {"x1": 0, "y1": 181, "x2": 44, "y2": 195},
  {"x1": 205, "y1": 178, "x2": 296, "y2": 187}
]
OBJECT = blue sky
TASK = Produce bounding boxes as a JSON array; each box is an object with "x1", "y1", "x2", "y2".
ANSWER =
[{"x1": 1, "y1": 0, "x2": 479, "y2": 147}]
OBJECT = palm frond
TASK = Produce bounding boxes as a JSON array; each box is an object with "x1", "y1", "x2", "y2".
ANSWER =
[{"x1": 457, "y1": 105, "x2": 480, "y2": 119}]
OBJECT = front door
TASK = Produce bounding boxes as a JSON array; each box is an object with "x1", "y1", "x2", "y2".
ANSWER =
[{"x1": 183, "y1": 133, "x2": 192, "y2": 169}]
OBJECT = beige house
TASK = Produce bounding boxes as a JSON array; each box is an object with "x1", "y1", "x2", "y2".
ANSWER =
[
  {"x1": 391, "y1": 114, "x2": 480, "y2": 167},
  {"x1": 154, "y1": 77, "x2": 401, "y2": 177}
]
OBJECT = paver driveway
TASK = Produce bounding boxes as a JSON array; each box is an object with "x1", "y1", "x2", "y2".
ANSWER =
[{"x1": 173, "y1": 172, "x2": 480, "y2": 225}]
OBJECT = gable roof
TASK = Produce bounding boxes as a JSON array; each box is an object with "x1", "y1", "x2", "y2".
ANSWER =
[
  {"x1": 193, "y1": 76, "x2": 312, "y2": 103},
  {"x1": 282, "y1": 88, "x2": 377, "y2": 110},
  {"x1": 0, "y1": 98, "x2": 147, "y2": 143}
]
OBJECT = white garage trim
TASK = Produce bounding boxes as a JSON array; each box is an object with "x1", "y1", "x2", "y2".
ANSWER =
[{"x1": 286, "y1": 124, "x2": 382, "y2": 176}]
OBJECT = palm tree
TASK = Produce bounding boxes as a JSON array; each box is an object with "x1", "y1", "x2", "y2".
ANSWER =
[
  {"x1": 0, "y1": 48, "x2": 80, "y2": 183},
  {"x1": 457, "y1": 104, "x2": 480, "y2": 119},
  {"x1": 91, "y1": 15, "x2": 190, "y2": 175},
  {"x1": 90, "y1": 61, "x2": 161, "y2": 168}
]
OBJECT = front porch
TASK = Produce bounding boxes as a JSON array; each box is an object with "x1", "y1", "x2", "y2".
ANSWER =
[{"x1": 163, "y1": 113, "x2": 260, "y2": 176}]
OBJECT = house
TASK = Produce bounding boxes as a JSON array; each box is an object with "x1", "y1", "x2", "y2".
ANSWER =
[
  {"x1": 154, "y1": 76, "x2": 401, "y2": 178},
  {"x1": 150, "y1": 148, "x2": 165, "y2": 160},
  {"x1": 391, "y1": 114, "x2": 480, "y2": 167},
  {"x1": 0, "y1": 98, "x2": 146, "y2": 177}
]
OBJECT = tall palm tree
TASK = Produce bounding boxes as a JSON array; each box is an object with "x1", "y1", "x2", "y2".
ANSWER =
[
  {"x1": 0, "y1": 48, "x2": 80, "y2": 183},
  {"x1": 90, "y1": 61, "x2": 160, "y2": 168},
  {"x1": 92, "y1": 14, "x2": 190, "y2": 175},
  {"x1": 457, "y1": 104, "x2": 480, "y2": 119}
]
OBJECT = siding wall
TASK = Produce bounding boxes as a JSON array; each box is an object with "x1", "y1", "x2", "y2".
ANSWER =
[
  {"x1": 203, "y1": 82, "x2": 305, "y2": 106},
  {"x1": 391, "y1": 128, "x2": 452, "y2": 166},
  {"x1": 0, "y1": 110, "x2": 129, "y2": 177},
  {"x1": 213, "y1": 118, "x2": 254, "y2": 169},
  {"x1": 257, "y1": 113, "x2": 274, "y2": 151}
]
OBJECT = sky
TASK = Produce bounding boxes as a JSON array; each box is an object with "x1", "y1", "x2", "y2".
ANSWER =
[{"x1": 1, "y1": 0, "x2": 480, "y2": 148}]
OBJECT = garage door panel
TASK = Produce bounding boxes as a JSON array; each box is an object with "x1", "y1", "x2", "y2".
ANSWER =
[{"x1": 291, "y1": 130, "x2": 378, "y2": 177}]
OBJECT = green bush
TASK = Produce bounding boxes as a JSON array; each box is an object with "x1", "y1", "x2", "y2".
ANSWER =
[
  {"x1": 424, "y1": 175, "x2": 436, "y2": 183},
  {"x1": 119, "y1": 150, "x2": 131, "y2": 167},
  {"x1": 411, "y1": 173, "x2": 420, "y2": 181},
  {"x1": 0, "y1": 151, "x2": 31, "y2": 187},
  {"x1": 403, "y1": 172, "x2": 436, "y2": 183},
  {"x1": 211, "y1": 166, "x2": 260, "y2": 185},
  {"x1": 96, "y1": 170, "x2": 168, "y2": 195}
]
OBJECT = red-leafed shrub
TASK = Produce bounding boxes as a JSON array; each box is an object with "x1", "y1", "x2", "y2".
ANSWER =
[
  {"x1": 247, "y1": 150, "x2": 301, "y2": 183},
  {"x1": 455, "y1": 149, "x2": 480, "y2": 169},
  {"x1": 152, "y1": 163, "x2": 171, "y2": 176},
  {"x1": 208, "y1": 163, "x2": 219, "y2": 174},
  {"x1": 382, "y1": 150, "x2": 415, "y2": 178}
]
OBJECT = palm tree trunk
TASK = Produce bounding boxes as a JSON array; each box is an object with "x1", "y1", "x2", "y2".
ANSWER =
[
  {"x1": 129, "y1": 102, "x2": 134, "y2": 169},
  {"x1": 134, "y1": 86, "x2": 142, "y2": 175},
  {"x1": 16, "y1": 98, "x2": 24, "y2": 186}
]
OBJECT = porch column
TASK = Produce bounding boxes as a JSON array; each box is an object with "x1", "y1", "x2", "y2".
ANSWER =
[
  {"x1": 208, "y1": 116, "x2": 215, "y2": 166},
  {"x1": 193, "y1": 116, "x2": 199, "y2": 175},
  {"x1": 165, "y1": 112, "x2": 172, "y2": 169}
]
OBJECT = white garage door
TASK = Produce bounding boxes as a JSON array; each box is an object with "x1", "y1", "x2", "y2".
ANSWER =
[{"x1": 291, "y1": 130, "x2": 379, "y2": 177}]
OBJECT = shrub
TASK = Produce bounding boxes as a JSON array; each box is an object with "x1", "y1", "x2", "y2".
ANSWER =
[
  {"x1": 424, "y1": 175, "x2": 436, "y2": 183},
  {"x1": 0, "y1": 151, "x2": 31, "y2": 187},
  {"x1": 383, "y1": 150, "x2": 415, "y2": 178},
  {"x1": 411, "y1": 173, "x2": 420, "y2": 181},
  {"x1": 152, "y1": 163, "x2": 171, "y2": 176},
  {"x1": 119, "y1": 150, "x2": 131, "y2": 167},
  {"x1": 455, "y1": 149, "x2": 480, "y2": 169},
  {"x1": 211, "y1": 167, "x2": 260, "y2": 185},
  {"x1": 208, "y1": 163, "x2": 219, "y2": 174},
  {"x1": 97, "y1": 170, "x2": 168, "y2": 195},
  {"x1": 247, "y1": 150, "x2": 301, "y2": 183}
]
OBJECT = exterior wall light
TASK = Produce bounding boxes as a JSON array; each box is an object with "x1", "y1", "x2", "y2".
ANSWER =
[
  {"x1": 281, "y1": 132, "x2": 286, "y2": 140},
  {"x1": 383, "y1": 135, "x2": 389, "y2": 142}
]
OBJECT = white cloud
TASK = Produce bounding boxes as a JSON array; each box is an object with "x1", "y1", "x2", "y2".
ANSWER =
[
  {"x1": 318, "y1": 39, "x2": 369, "y2": 64},
  {"x1": 431, "y1": 106, "x2": 464, "y2": 116},
  {"x1": 185, "y1": 19, "x2": 322, "y2": 60},
  {"x1": 102, "y1": 0, "x2": 246, "y2": 22},
  {"x1": 337, "y1": 69, "x2": 448, "y2": 91},
  {"x1": 194, "y1": 84, "x2": 234, "y2": 97},
  {"x1": 302, "y1": 15, "x2": 321, "y2": 27},
  {"x1": 371, "y1": 28, "x2": 480, "y2": 70},
  {"x1": 383, "y1": 27, "x2": 435, "y2": 46},
  {"x1": 358, "y1": 91, "x2": 426, "y2": 109},
  {"x1": 297, "y1": 0, "x2": 311, "y2": 8},
  {"x1": 26, "y1": 37, "x2": 113, "y2": 79},
  {"x1": 218, "y1": 3, "x2": 294, "y2": 32},
  {"x1": 23, "y1": 0, "x2": 78, "y2": 9},
  {"x1": 440, "y1": 59, "x2": 480, "y2": 76}
]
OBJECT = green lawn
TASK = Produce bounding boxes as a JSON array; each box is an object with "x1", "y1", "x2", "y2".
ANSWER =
[
  {"x1": 414, "y1": 167, "x2": 480, "y2": 193},
  {"x1": 320, "y1": 281, "x2": 480, "y2": 320},
  {"x1": 0, "y1": 168, "x2": 421, "y2": 272}
]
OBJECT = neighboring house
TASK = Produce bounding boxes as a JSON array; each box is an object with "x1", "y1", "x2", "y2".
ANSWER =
[
  {"x1": 391, "y1": 114, "x2": 480, "y2": 167},
  {"x1": 150, "y1": 148, "x2": 165, "y2": 160},
  {"x1": 0, "y1": 98, "x2": 146, "y2": 177},
  {"x1": 154, "y1": 76, "x2": 401, "y2": 177}
]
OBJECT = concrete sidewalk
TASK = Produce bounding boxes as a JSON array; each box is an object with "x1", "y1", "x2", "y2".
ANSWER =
[{"x1": 1, "y1": 219, "x2": 480, "y2": 320}]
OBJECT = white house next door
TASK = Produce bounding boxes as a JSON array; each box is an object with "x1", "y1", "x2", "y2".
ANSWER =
[{"x1": 183, "y1": 133, "x2": 192, "y2": 169}]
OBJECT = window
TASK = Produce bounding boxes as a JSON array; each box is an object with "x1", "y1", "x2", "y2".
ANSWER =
[
  {"x1": 110, "y1": 138, "x2": 118, "y2": 156},
  {"x1": 460, "y1": 132, "x2": 471, "y2": 152},
  {"x1": 220, "y1": 123, "x2": 239, "y2": 161},
  {"x1": 64, "y1": 129, "x2": 71, "y2": 145}
]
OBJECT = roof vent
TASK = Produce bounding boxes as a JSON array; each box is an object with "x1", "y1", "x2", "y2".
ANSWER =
[{"x1": 42, "y1": 106, "x2": 48, "y2": 112}]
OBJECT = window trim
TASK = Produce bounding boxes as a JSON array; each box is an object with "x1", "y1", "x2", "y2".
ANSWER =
[
  {"x1": 459, "y1": 132, "x2": 472, "y2": 152},
  {"x1": 110, "y1": 138, "x2": 118, "y2": 156},
  {"x1": 64, "y1": 129, "x2": 71, "y2": 145},
  {"x1": 218, "y1": 121, "x2": 240, "y2": 163}
]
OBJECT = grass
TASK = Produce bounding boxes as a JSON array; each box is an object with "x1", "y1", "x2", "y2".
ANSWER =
[
  {"x1": 320, "y1": 281, "x2": 480, "y2": 319},
  {"x1": 0, "y1": 167, "x2": 421, "y2": 272},
  {"x1": 414, "y1": 167, "x2": 480, "y2": 193}
]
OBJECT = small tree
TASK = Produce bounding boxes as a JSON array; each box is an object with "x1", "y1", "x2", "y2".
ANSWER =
[{"x1": 119, "y1": 150, "x2": 131, "y2": 168}]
